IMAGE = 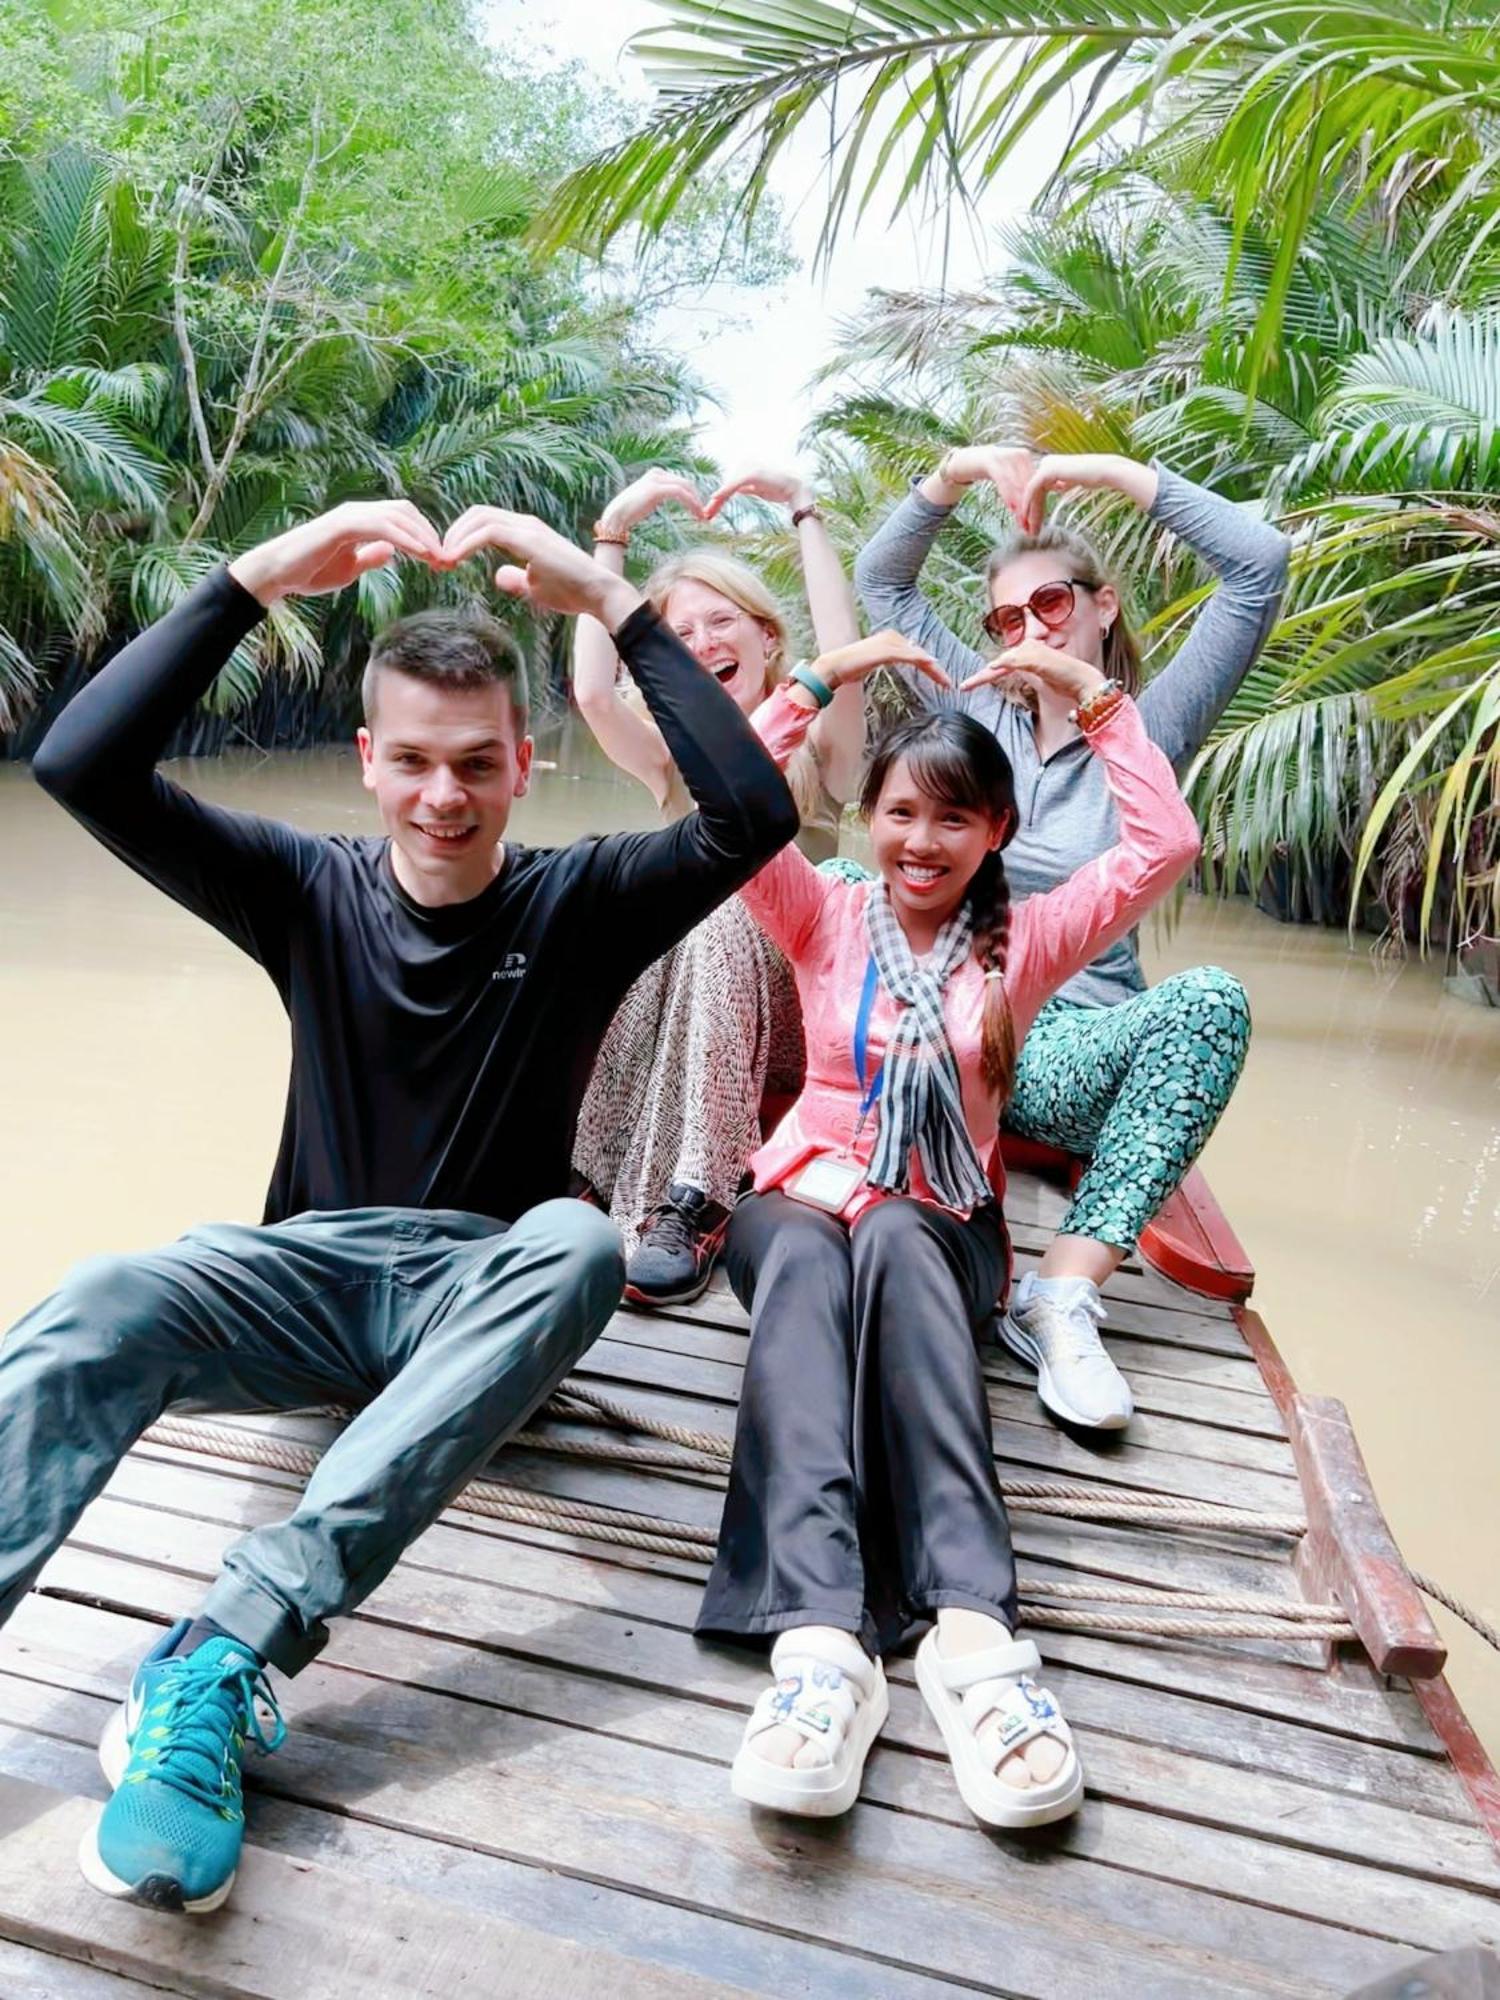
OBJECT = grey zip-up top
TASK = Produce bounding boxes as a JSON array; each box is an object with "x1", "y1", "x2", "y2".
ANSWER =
[{"x1": 854, "y1": 466, "x2": 1290, "y2": 1007}]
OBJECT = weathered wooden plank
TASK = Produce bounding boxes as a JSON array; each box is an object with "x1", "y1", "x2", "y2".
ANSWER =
[
  {"x1": 103, "y1": 1440, "x2": 1297, "y2": 1601},
  {"x1": 520, "y1": 1355, "x2": 1306, "y2": 1509},
  {"x1": 631, "y1": 1275, "x2": 1257, "y2": 1357},
  {"x1": 588, "y1": 1318, "x2": 1290, "y2": 1443},
  {"x1": 1346, "y1": 1948, "x2": 1500, "y2": 1998},
  {"x1": 94, "y1": 1429, "x2": 1443, "y2": 1744},
  {"x1": 1289, "y1": 1394, "x2": 1447, "y2": 1680},
  {"x1": 149, "y1": 1371, "x2": 1310, "y2": 1527},
  {"x1": 132, "y1": 1415, "x2": 1321, "y2": 1674},
  {"x1": 95, "y1": 1441, "x2": 1334, "y2": 1643},
  {"x1": 27, "y1": 1521, "x2": 1500, "y2": 1894},
  {"x1": 7, "y1": 1606, "x2": 1492, "y2": 1975},
  {"x1": 5, "y1": 1573, "x2": 1469, "y2": 1835},
  {"x1": 565, "y1": 1355, "x2": 1301, "y2": 1491},
  {"x1": 109, "y1": 1441, "x2": 1322, "y2": 1703},
  {"x1": 0, "y1": 1717, "x2": 962, "y2": 2000},
  {"x1": 124, "y1": 1432, "x2": 1305, "y2": 1668},
  {"x1": 1015, "y1": 1625, "x2": 1440, "y2": 1752},
  {"x1": 0, "y1": 1774, "x2": 750, "y2": 2000},
  {"x1": 0, "y1": 1688, "x2": 1333, "y2": 2000},
  {"x1": 0, "y1": 1704, "x2": 1430, "y2": 2000},
  {"x1": 989, "y1": 1355, "x2": 1288, "y2": 1440},
  {"x1": 0, "y1": 1935, "x2": 168, "y2": 1998},
  {"x1": 603, "y1": 1300, "x2": 1284, "y2": 1406},
  {"x1": 991, "y1": 1421, "x2": 1302, "y2": 1515},
  {"x1": 0, "y1": 1637, "x2": 1453, "y2": 1998}
]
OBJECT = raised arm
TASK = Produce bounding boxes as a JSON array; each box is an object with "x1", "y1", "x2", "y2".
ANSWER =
[
  {"x1": 1016, "y1": 451, "x2": 1291, "y2": 771},
  {"x1": 740, "y1": 629, "x2": 951, "y2": 959},
  {"x1": 960, "y1": 640, "x2": 1200, "y2": 1001},
  {"x1": 33, "y1": 501, "x2": 444, "y2": 965},
  {"x1": 442, "y1": 506, "x2": 799, "y2": 960},
  {"x1": 1133, "y1": 465, "x2": 1291, "y2": 769},
  {"x1": 570, "y1": 468, "x2": 703, "y2": 806},
  {"x1": 855, "y1": 443, "x2": 1048, "y2": 708},
  {"x1": 708, "y1": 466, "x2": 866, "y2": 804}
]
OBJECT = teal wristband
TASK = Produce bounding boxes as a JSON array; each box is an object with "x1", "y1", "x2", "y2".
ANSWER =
[{"x1": 789, "y1": 663, "x2": 835, "y2": 710}]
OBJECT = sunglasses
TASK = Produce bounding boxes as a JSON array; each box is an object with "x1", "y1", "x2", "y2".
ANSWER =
[{"x1": 982, "y1": 578, "x2": 1095, "y2": 648}]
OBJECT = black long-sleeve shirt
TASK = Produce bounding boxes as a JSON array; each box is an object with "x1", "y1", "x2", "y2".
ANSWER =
[{"x1": 33, "y1": 568, "x2": 799, "y2": 1226}]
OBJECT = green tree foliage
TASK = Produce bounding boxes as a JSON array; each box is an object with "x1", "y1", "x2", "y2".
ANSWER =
[
  {"x1": 0, "y1": 0, "x2": 791, "y2": 736},
  {"x1": 545, "y1": 0, "x2": 1498, "y2": 951},
  {"x1": 805, "y1": 185, "x2": 1500, "y2": 946}
]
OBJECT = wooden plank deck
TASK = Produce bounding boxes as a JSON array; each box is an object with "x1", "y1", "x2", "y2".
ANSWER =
[{"x1": 1, "y1": 1168, "x2": 1496, "y2": 1999}]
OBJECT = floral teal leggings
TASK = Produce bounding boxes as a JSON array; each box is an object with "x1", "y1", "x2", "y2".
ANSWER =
[{"x1": 1003, "y1": 967, "x2": 1252, "y2": 1252}]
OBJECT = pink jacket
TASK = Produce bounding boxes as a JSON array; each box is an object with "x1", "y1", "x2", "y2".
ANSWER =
[{"x1": 742, "y1": 684, "x2": 1203, "y2": 1222}]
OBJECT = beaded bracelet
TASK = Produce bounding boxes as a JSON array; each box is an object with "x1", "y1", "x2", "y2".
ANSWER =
[
  {"x1": 591, "y1": 521, "x2": 630, "y2": 547},
  {"x1": 1073, "y1": 678, "x2": 1125, "y2": 732}
]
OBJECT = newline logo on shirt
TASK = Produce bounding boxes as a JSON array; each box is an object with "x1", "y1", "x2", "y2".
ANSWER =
[{"x1": 492, "y1": 953, "x2": 527, "y2": 983}]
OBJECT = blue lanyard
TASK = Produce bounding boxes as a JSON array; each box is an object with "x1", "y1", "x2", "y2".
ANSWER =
[{"x1": 853, "y1": 956, "x2": 884, "y2": 1126}]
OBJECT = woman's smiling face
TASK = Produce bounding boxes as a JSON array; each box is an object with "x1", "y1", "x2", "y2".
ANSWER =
[
  {"x1": 868, "y1": 754, "x2": 1010, "y2": 930},
  {"x1": 663, "y1": 578, "x2": 775, "y2": 713}
]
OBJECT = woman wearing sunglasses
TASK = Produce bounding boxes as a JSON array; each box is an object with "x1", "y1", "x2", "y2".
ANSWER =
[{"x1": 855, "y1": 448, "x2": 1290, "y2": 1431}]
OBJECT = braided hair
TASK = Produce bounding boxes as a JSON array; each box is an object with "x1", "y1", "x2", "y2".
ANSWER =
[
  {"x1": 967, "y1": 848, "x2": 1018, "y2": 1103},
  {"x1": 859, "y1": 710, "x2": 1019, "y2": 1106}
]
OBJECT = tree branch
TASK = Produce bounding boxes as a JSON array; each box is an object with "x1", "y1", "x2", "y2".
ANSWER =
[
  {"x1": 170, "y1": 168, "x2": 223, "y2": 490},
  {"x1": 186, "y1": 104, "x2": 356, "y2": 543}
]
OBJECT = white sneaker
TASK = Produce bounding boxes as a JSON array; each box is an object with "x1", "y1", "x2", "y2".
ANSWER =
[{"x1": 1000, "y1": 1273, "x2": 1133, "y2": 1431}]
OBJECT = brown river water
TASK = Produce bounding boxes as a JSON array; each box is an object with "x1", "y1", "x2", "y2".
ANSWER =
[{"x1": 2, "y1": 723, "x2": 1497, "y2": 1756}]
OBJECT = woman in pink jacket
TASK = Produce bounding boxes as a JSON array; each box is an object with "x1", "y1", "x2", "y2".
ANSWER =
[{"x1": 699, "y1": 630, "x2": 1202, "y2": 1830}]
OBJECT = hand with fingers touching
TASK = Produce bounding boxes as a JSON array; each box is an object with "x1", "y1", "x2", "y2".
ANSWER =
[
  {"x1": 786, "y1": 629, "x2": 952, "y2": 709},
  {"x1": 930, "y1": 445, "x2": 1038, "y2": 523},
  {"x1": 703, "y1": 467, "x2": 816, "y2": 521},
  {"x1": 442, "y1": 507, "x2": 643, "y2": 629},
  {"x1": 1015, "y1": 453, "x2": 1160, "y2": 535},
  {"x1": 594, "y1": 467, "x2": 707, "y2": 542},
  {"x1": 959, "y1": 638, "x2": 1107, "y2": 709},
  {"x1": 228, "y1": 500, "x2": 447, "y2": 608}
]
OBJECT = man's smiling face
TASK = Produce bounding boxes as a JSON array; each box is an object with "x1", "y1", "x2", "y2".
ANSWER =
[{"x1": 357, "y1": 669, "x2": 533, "y2": 907}]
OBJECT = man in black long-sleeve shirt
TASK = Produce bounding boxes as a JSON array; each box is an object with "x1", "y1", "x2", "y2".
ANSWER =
[{"x1": 4, "y1": 499, "x2": 797, "y2": 1912}]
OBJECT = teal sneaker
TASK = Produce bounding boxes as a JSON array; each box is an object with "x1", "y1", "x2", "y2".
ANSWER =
[{"x1": 78, "y1": 1620, "x2": 286, "y2": 1912}]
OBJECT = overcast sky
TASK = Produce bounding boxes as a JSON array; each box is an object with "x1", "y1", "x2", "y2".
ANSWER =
[{"x1": 484, "y1": 0, "x2": 1062, "y2": 477}]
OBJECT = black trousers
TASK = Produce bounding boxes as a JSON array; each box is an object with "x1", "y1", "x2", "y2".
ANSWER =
[{"x1": 697, "y1": 1190, "x2": 1016, "y2": 1658}]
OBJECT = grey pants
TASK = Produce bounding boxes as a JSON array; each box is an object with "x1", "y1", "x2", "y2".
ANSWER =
[{"x1": 0, "y1": 1201, "x2": 623, "y2": 1674}]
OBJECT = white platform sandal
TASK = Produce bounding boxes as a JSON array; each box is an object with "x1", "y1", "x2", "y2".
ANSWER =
[
  {"x1": 915, "y1": 1629, "x2": 1084, "y2": 1829},
  {"x1": 731, "y1": 1629, "x2": 889, "y2": 1818}
]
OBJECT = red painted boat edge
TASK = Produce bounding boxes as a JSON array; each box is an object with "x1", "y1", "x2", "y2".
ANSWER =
[
  {"x1": 1137, "y1": 1168, "x2": 1256, "y2": 1304},
  {"x1": 1413, "y1": 1676, "x2": 1500, "y2": 1854},
  {"x1": 1238, "y1": 1304, "x2": 1500, "y2": 1854},
  {"x1": 995, "y1": 1140, "x2": 1256, "y2": 1303}
]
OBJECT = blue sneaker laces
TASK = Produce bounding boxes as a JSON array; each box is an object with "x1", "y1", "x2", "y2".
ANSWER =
[{"x1": 128, "y1": 1643, "x2": 286, "y2": 1814}]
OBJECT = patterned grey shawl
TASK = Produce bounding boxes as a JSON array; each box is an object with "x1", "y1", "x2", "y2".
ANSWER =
[{"x1": 863, "y1": 883, "x2": 994, "y2": 1212}]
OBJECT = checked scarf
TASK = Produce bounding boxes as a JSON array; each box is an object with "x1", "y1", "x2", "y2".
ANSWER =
[{"x1": 863, "y1": 883, "x2": 994, "y2": 1212}]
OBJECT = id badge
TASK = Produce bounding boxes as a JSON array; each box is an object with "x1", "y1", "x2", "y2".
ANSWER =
[{"x1": 785, "y1": 1154, "x2": 866, "y2": 1213}]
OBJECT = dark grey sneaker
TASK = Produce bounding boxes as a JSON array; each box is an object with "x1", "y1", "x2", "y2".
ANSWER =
[{"x1": 624, "y1": 1183, "x2": 731, "y2": 1307}]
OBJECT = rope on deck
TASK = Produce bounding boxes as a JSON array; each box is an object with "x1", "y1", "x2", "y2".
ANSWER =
[
  {"x1": 137, "y1": 1407, "x2": 1361, "y2": 1645},
  {"x1": 451, "y1": 1386, "x2": 1500, "y2": 1652},
  {"x1": 137, "y1": 1375, "x2": 1500, "y2": 1658}
]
